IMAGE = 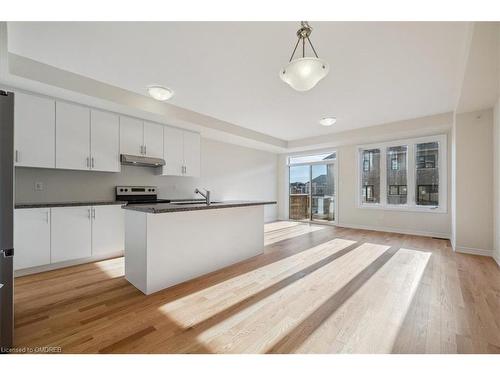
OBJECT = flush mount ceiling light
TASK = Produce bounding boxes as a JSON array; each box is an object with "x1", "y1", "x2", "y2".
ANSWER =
[
  {"x1": 147, "y1": 85, "x2": 174, "y2": 101},
  {"x1": 280, "y1": 21, "x2": 329, "y2": 92},
  {"x1": 319, "y1": 117, "x2": 336, "y2": 126}
]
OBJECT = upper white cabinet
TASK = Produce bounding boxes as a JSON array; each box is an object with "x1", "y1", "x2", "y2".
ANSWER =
[
  {"x1": 143, "y1": 121, "x2": 164, "y2": 158},
  {"x1": 51, "y1": 206, "x2": 92, "y2": 263},
  {"x1": 14, "y1": 208, "x2": 51, "y2": 270},
  {"x1": 183, "y1": 131, "x2": 201, "y2": 177},
  {"x1": 56, "y1": 101, "x2": 91, "y2": 171},
  {"x1": 120, "y1": 117, "x2": 164, "y2": 158},
  {"x1": 91, "y1": 110, "x2": 120, "y2": 172},
  {"x1": 120, "y1": 116, "x2": 143, "y2": 156},
  {"x1": 162, "y1": 128, "x2": 201, "y2": 177},
  {"x1": 56, "y1": 103, "x2": 120, "y2": 173},
  {"x1": 162, "y1": 126, "x2": 184, "y2": 176},
  {"x1": 14, "y1": 91, "x2": 200, "y2": 176},
  {"x1": 91, "y1": 205, "x2": 124, "y2": 256},
  {"x1": 14, "y1": 92, "x2": 55, "y2": 168}
]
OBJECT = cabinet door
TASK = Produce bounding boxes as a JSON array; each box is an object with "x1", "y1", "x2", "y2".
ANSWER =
[
  {"x1": 162, "y1": 126, "x2": 184, "y2": 176},
  {"x1": 56, "y1": 101, "x2": 91, "y2": 170},
  {"x1": 120, "y1": 116, "x2": 143, "y2": 156},
  {"x1": 91, "y1": 110, "x2": 120, "y2": 172},
  {"x1": 91, "y1": 205, "x2": 124, "y2": 256},
  {"x1": 51, "y1": 207, "x2": 92, "y2": 263},
  {"x1": 183, "y1": 131, "x2": 201, "y2": 177},
  {"x1": 143, "y1": 121, "x2": 164, "y2": 158},
  {"x1": 14, "y1": 208, "x2": 51, "y2": 270},
  {"x1": 14, "y1": 92, "x2": 55, "y2": 168}
]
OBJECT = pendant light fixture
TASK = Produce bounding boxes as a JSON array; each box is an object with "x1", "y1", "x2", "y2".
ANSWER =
[{"x1": 280, "y1": 21, "x2": 329, "y2": 91}]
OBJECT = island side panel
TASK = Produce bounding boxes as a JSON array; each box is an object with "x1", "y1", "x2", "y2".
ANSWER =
[
  {"x1": 124, "y1": 210, "x2": 148, "y2": 294},
  {"x1": 146, "y1": 205, "x2": 264, "y2": 294}
]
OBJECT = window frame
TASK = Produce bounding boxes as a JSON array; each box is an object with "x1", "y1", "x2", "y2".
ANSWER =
[{"x1": 357, "y1": 134, "x2": 447, "y2": 213}]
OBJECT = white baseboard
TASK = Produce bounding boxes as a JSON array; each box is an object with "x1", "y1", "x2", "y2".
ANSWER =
[
  {"x1": 453, "y1": 245, "x2": 492, "y2": 257},
  {"x1": 337, "y1": 222, "x2": 450, "y2": 240},
  {"x1": 14, "y1": 250, "x2": 124, "y2": 277},
  {"x1": 492, "y1": 253, "x2": 500, "y2": 267}
]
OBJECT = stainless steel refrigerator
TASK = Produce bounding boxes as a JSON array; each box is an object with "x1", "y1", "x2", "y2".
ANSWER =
[{"x1": 0, "y1": 90, "x2": 14, "y2": 352}]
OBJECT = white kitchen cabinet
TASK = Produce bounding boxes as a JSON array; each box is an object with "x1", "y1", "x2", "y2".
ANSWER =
[
  {"x1": 162, "y1": 128, "x2": 201, "y2": 177},
  {"x1": 51, "y1": 207, "x2": 92, "y2": 263},
  {"x1": 56, "y1": 101, "x2": 91, "y2": 171},
  {"x1": 91, "y1": 205, "x2": 124, "y2": 256},
  {"x1": 143, "y1": 121, "x2": 164, "y2": 158},
  {"x1": 183, "y1": 131, "x2": 201, "y2": 177},
  {"x1": 162, "y1": 126, "x2": 184, "y2": 176},
  {"x1": 91, "y1": 110, "x2": 120, "y2": 172},
  {"x1": 14, "y1": 92, "x2": 55, "y2": 168},
  {"x1": 14, "y1": 208, "x2": 51, "y2": 270},
  {"x1": 120, "y1": 116, "x2": 143, "y2": 156}
]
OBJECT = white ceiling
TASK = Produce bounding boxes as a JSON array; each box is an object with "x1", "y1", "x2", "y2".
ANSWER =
[{"x1": 7, "y1": 22, "x2": 468, "y2": 141}]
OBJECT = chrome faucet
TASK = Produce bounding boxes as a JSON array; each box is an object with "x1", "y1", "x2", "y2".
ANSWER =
[{"x1": 195, "y1": 188, "x2": 211, "y2": 205}]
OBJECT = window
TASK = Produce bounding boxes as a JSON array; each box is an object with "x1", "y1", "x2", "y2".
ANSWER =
[
  {"x1": 362, "y1": 185, "x2": 375, "y2": 202},
  {"x1": 358, "y1": 135, "x2": 446, "y2": 212},
  {"x1": 391, "y1": 158, "x2": 399, "y2": 170},
  {"x1": 415, "y1": 142, "x2": 439, "y2": 207},
  {"x1": 417, "y1": 185, "x2": 439, "y2": 205},
  {"x1": 360, "y1": 149, "x2": 380, "y2": 204},
  {"x1": 386, "y1": 145, "x2": 407, "y2": 205}
]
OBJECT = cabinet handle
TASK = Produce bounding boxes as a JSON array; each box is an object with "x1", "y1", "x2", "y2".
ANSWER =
[
  {"x1": 88, "y1": 208, "x2": 91, "y2": 219},
  {"x1": 15, "y1": 150, "x2": 19, "y2": 163},
  {"x1": 140, "y1": 145, "x2": 144, "y2": 155},
  {"x1": 92, "y1": 207, "x2": 96, "y2": 220},
  {"x1": 144, "y1": 145, "x2": 147, "y2": 155},
  {"x1": 86, "y1": 157, "x2": 90, "y2": 168},
  {"x1": 46, "y1": 211, "x2": 49, "y2": 223},
  {"x1": 91, "y1": 157, "x2": 95, "y2": 169}
]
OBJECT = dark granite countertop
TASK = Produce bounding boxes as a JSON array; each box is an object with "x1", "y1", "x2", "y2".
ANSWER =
[
  {"x1": 123, "y1": 200, "x2": 277, "y2": 214},
  {"x1": 15, "y1": 201, "x2": 127, "y2": 209}
]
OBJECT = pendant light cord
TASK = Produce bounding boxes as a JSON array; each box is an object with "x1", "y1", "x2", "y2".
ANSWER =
[{"x1": 288, "y1": 23, "x2": 320, "y2": 62}]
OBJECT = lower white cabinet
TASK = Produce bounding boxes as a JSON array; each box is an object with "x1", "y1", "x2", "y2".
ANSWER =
[
  {"x1": 14, "y1": 208, "x2": 51, "y2": 270},
  {"x1": 14, "y1": 204, "x2": 124, "y2": 271},
  {"x1": 91, "y1": 205, "x2": 124, "y2": 256},
  {"x1": 51, "y1": 206, "x2": 92, "y2": 263}
]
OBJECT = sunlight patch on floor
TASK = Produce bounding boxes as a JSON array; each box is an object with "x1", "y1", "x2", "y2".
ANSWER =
[
  {"x1": 157, "y1": 238, "x2": 356, "y2": 328},
  {"x1": 294, "y1": 248, "x2": 431, "y2": 353},
  {"x1": 264, "y1": 221, "x2": 302, "y2": 232},
  {"x1": 264, "y1": 223, "x2": 325, "y2": 246},
  {"x1": 93, "y1": 257, "x2": 125, "y2": 278},
  {"x1": 193, "y1": 242, "x2": 391, "y2": 353}
]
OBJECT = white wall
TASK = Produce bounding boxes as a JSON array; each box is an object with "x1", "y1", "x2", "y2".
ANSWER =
[
  {"x1": 453, "y1": 109, "x2": 494, "y2": 254},
  {"x1": 494, "y1": 99, "x2": 500, "y2": 264},
  {"x1": 15, "y1": 137, "x2": 279, "y2": 222},
  {"x1": 278, "y1": 113, "x2": 453, "y2": 238}
]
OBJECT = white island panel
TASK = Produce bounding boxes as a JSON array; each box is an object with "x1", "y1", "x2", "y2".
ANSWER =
[{"x1": 125, "y1": 205, "x2": 264, "y2": 295}]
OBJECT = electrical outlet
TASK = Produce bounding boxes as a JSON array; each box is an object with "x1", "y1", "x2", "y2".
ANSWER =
[{"x1": 34, "y1": 181, "x2": 44, "y2": 191}]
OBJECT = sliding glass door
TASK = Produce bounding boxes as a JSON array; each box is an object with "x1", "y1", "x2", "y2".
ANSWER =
[
  {"x1": 288, "y1": 153, "x2": 336, "y2": 224},
  {"x1": 311, "y1": 163, "x2": 335, "y2": 222}
]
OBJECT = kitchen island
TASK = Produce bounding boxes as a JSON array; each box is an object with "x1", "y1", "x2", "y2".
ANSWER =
[{"x1": 123, "y1": 200, "x2": 276, "y2": 295}]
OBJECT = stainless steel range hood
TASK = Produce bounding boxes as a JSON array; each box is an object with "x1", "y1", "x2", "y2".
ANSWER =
[{"x1": 120, "y1": 154, "x2": 166, "y2": 167}]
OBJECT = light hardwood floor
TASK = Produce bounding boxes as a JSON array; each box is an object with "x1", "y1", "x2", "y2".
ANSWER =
[{"x1": 13, "y1": 221, "x2": 500, "y2": 353}]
